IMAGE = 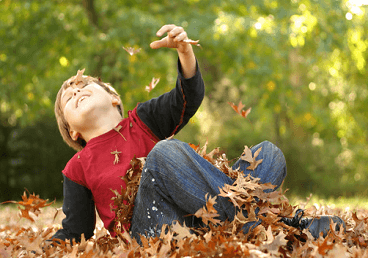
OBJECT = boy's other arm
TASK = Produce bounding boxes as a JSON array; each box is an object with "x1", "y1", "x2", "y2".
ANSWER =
[{"x1": 49, "y1": 175, "x2": 95, "y2": 243}]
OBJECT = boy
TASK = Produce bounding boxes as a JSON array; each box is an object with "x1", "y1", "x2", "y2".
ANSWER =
[
  {"x1": 52, "y1": 24, "x2": 344, "y2": 243},
  {"x1": 52, "y1": 24, "x2": 203, "y2": 242}
]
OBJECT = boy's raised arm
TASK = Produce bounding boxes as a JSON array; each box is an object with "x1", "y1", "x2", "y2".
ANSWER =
[
  {"x1": 150, "y1": 24, "x2": 197, "y2": 79},
  {"x1": 137, "y1": 24, "x2": 204, "y2": 140}
]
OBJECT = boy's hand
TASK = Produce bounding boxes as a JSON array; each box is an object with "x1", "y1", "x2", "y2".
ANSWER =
[
  {"x1": 150, "y1": 24, "x2": 194, "y2": 54},
  {"x1": 151, "y1": 24, "x2": 197, "y2": 78}
]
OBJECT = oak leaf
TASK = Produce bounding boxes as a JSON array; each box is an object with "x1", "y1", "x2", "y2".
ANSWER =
[
  {"x1": 228, "y1": 101, "x2": 251, "y2": 118},
  {"x1": 171, "y1": 221, "x2": 194, "y2": 240},
  {"x1": 122, "y1": 46, "x2": 141, "y2": 56},
  {"x1": 145, "y1": 77, "x2": 160, "y2": 92},
  {"x1": 194, "y1": 194, "x2": 221, "y2": 225},
  {"x1": 1, "y1": 190, "x2": 54, "y2": 222},
  {"x1": 241, "y1": 146, "x2": 263, "y2": 170}
]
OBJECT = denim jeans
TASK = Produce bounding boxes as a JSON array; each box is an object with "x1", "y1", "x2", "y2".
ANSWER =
[{"x1": 130, "y1": 139, "x2": 286, "y2": 240}]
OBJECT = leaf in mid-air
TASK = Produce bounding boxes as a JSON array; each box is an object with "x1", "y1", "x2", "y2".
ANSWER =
[
  {"x1": 228, "y1": 101, "x2": 251, "y2": 118},
  {"x1": 1, "y1": 190, "x2": 54, "y2": 222},
  {"x1": 145, "y1": 77, "x2": 160, "y2": 92},
  {"x1": 122, "y1": 46, "x2": 141, "y2": 56}
]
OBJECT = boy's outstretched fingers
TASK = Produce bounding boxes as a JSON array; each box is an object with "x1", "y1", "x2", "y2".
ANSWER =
[
  {"x1": 150, "y1": 24, "x2": 192, "y2": 53},
  {"x1": 155, "y1": 24, "x2": 181, "y2": 37}
]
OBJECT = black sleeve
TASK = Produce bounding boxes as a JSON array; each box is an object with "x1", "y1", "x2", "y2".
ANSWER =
[
  {"x1": 137, "y1": 58, "x2": 205, "y2": 140},
  {"x1": 50, "y1": 175, "x2": 96, "y2": 243}
]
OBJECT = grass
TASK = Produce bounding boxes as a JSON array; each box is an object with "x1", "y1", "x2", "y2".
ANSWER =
[{"x1": 288, "y1": 194, "x2": 368, "y2": 211}]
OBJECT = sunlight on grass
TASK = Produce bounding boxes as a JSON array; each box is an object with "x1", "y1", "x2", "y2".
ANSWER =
[{"x1": 288, "y1": 194, "x2": 368, "y2": 210}]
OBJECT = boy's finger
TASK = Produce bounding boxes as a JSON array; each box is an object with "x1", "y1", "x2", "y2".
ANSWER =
[
  {"x1": 156, "y1": 24, "x2": 176, "y2": 37},
  {"x1": 150, "y1": 37, "x2": 168, "y2": 49},
  {"x1": 173, "y1": 31, "x2": 188, "y2": 42}
]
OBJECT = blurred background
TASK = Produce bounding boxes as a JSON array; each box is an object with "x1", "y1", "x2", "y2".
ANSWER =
[{"x1": 0, "y1": 0, "x2": 367, "y2": 202}]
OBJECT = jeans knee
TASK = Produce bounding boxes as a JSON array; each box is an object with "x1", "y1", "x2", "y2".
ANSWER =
[
  {"x1": 258, "y1": 140, "x2": 287, "y2": 175},
  {"x1": 145, "y1": 139, "x2": 187, "y2": 176},
  {"x1": 149, "y1": 139, "x2": 181, "y2": 158},
  {"x1": 258, "y1": 141, "x2": 285, "y2": 162}
]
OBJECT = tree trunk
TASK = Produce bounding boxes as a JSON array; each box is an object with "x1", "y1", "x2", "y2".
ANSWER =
[
  {"x1": 0, "y1": 121, "x2": 13, "y2": 201},
  {"x1": 82, "y1": 0, "x2": 99, "y2": 28}
]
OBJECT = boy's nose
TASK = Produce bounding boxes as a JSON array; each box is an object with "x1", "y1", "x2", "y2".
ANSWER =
[{"x1": 73, "y1": 88, "x2": 81, "y2": 96}]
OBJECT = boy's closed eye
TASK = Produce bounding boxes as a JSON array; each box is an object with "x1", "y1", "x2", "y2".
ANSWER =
[{"x1": 63, "y1": 84, "x2": 89, "y2": 105}]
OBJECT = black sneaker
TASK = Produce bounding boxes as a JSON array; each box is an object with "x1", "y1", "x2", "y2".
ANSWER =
[{"x1": 280, "y1": 209, "x2": 346, "y2": 239}]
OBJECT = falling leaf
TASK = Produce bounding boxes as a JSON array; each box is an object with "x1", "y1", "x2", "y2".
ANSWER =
[
  {"x1": 145, "y1": 77, "x2": 160, "y2": 92},
  {"x1": 1, "y1": 190, "x2": 55, "y2": 222},
  {"x1": 66, "y1": 68, "x2": 88, "y2": 87},
  {"x1": 228, "y1": 101, "x2": 252, "y2": 118},
  {"x1": 74, "y1": 68, "x2": 85, "y2": 85},
  {"x1": 53, "y1": 207, "x2": 62, "y2": 222},
  {"x1": 122, "y1": 46, "x2": 141, "y2": 56}
]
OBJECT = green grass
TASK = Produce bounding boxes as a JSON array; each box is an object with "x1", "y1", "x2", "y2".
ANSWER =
[{"x1": 288, "y1": 194, "x2": 368, "y2": 210}]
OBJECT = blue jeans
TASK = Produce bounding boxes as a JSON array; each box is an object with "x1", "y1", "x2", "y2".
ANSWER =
[{"x1": 130, "y1": 139, "x2": 286, "y2": 240}]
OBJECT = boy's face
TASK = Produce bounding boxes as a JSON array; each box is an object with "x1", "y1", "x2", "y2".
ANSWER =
[{"x1": 60, "y1": 82, "x2": 120, "y2": 140}]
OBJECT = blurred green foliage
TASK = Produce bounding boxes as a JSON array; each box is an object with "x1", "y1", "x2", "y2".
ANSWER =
[{"x1": 0, "y1": 0, "x2": 367, "y2": 201}]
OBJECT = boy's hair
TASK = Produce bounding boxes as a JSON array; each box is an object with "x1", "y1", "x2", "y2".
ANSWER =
[{"x1": 55, "y1": 69, "x2": 123, "y2": 151}]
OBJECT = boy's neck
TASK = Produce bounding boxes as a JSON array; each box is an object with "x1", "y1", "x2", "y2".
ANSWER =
[{"x1": 79, "y1": 111, "x2": 123, "y2": 142}]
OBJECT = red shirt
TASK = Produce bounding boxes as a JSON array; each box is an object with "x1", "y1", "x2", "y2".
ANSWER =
[{"x1": 62, "y1": 107, "x2": 159, "y2": 232}]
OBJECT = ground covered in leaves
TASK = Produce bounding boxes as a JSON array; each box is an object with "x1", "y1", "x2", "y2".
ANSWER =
[{"x1": 1, "y1": 143, "x2": 368, "y2": 257}]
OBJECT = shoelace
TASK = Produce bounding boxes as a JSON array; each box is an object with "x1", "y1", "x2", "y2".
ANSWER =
[{"x1": 280, "y1": 209, "x2": 309, "y2": 230}]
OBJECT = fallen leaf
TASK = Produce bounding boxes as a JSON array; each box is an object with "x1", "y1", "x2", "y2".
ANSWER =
[
  {"x1": 194, "y1": 194, "x2": 221, "y2": 225},
  {"x1": 240, "y1": 146, "x2": 263, "y2": 171}
]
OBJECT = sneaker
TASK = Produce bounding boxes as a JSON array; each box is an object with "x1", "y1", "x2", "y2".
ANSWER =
[{"x1": 280, "y1": 209, "x2": 346, "y2": 239}]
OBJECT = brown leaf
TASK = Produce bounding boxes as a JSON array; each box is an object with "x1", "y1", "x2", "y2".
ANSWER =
[
  {"x1": 228, "y1": 101, "x2": 251, "y2": 118},
  {"x1": 145, "y1": 77, "x2": 160, "y2": 92},
  {"x1": 188, "y1": 143, "x2": 200, "y2": 152},
  {"x1": 183, "y1": 38, "x2": 200, "y2": 46},
  {"x1": 1, "y1": 190, "x2": 54, "y2": 222},
  {"x1": 240, "y1": 146, "x2": 263, "y2": 171},
  {"x1": 171, "y1": 221, "x2": 194, "y2": 240},
  {"x1": 114, "y1": 125, "x2": 127, "y2": 141},
  {"x1": 261, "y1": 228, "x2": 287, "y2": 254},
  {"x1": 194, "y1": 194, "x2": 221, "y2": 225},
  {"x1": 122, "y1": 46, "x2": 141, "y2": 56}
]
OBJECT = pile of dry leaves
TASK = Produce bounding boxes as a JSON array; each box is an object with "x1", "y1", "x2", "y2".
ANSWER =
[{"x1": 1, "y1": 142, "x2": 368, "y2": 257}]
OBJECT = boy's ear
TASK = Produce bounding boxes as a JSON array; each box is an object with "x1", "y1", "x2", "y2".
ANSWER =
[
  {"x1": 111, "y1": 95, "x2": 121, "y2": 107},
  {"x1": 69, "y1": 130, "x2": 80, "y2": 141}
]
